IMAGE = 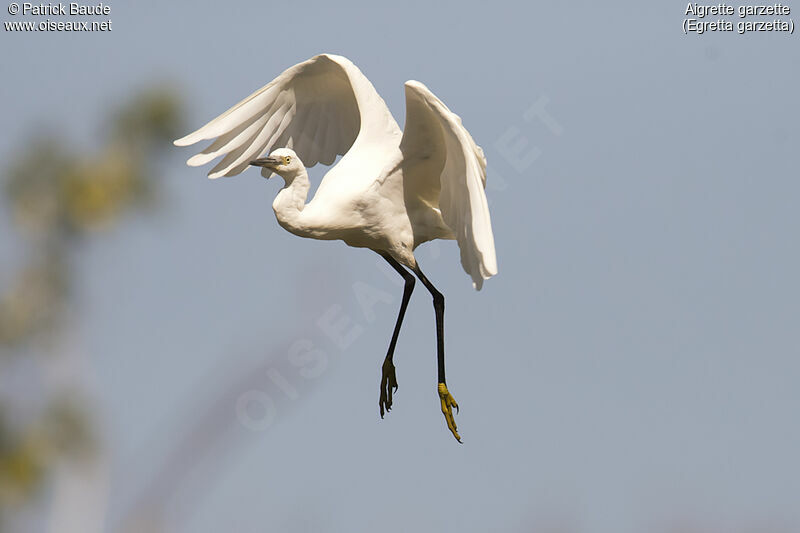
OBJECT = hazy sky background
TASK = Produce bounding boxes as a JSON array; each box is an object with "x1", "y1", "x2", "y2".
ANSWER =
[{"x1": 2, "y1": 1, "x2": 799, "y2": 532}]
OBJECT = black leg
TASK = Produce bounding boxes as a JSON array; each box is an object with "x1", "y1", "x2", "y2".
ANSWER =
[
  {"x1": 379, "y1": 254, "x2": 415, "y2": 417},
  {"x1": 412, "y1": 263, "x2": 461, "y2": 442},
  {"x1": 411, "y1": 265, "x2": 446, "y2": 383}
]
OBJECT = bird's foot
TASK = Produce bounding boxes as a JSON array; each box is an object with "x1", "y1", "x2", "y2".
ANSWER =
[
  {"x1": 437, "y1": 383, "x2": 461, "y2": 443},
  {"x1": 379, "y1": 359, "x2": 398, "y2": 418}
]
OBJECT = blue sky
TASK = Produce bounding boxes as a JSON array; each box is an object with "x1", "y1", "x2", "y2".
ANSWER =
[{"x1": 2, "y1": 2, "x2": 799, "y2": 532}]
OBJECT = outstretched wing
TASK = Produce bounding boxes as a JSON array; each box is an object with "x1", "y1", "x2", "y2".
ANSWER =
[
  {"x1": 401, "y1": 81, "x2": 497, "y2": 290},
  {"x1": 174, "y1": 54, "x2": 401, "y2": 178}
]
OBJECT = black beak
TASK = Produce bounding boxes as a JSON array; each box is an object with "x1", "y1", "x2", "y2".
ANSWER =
[{"x1": 250, "y1": 156, "x2": 280, "y2": 169}]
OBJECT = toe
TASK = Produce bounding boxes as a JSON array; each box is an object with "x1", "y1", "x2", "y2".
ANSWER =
[
  {"x1": 437, "y1": 383, "x2": 462, "y2": 443},
  {"x1": 379, "y1": 361, "x2": 398, "y2": 417}
]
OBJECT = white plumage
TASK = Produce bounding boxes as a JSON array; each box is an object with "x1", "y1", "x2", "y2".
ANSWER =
[
  {"x1": 175, "y1": 54, "x2": 497, "y2": 441},
  {"x1": 175, "y1": 53, "x2": 496, "y2": 288}
]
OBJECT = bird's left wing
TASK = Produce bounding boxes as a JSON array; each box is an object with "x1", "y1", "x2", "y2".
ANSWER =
[
  {"x1": 401, "y1": 81, "x2": 497, "y2": 290},
  {"x1": 174, "y1": 54, "x2": 400, "y2": 178}
]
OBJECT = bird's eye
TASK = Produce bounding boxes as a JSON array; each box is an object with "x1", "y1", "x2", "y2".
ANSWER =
[{"x1": 285, "y1": 156, "x2": 291, "y2": 164}]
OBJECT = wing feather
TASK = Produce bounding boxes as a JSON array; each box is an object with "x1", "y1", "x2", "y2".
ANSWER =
[
  {"x1": 175, "y1": 54, "x2": 400, "y2": 178},
  {"x1": 208, "y1": 101, "x2": 292, "y2": 178},
  {"x1": 187, "y1": 112, "x2": 268, "y2": 167},
  {"x1": 317, "y1": 108, "x2": 339, "y2": 166},
  {"x1": 177, "y1": 85, "x2": 281, "y2": 147},
  {"x1": 401, "y1": 81, "x2": 497, "y2": 290}
]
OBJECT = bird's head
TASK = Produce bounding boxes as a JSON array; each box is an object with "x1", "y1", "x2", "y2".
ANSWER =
[{"x1": 249, "y1": 148, "x2": 304, "y2": 181}]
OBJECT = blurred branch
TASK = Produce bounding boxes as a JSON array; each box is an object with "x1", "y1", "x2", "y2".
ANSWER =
[
  {"x1": 110, "y1": 88, "x2": 184, "y2": 151},
  {"x1": 0, "y1": 84, "x2": 184, "y2": 528}
]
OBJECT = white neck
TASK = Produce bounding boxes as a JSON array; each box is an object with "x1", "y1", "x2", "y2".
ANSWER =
[{"x1": 272, "y1": 168, "x2": 314, "y2": 237}]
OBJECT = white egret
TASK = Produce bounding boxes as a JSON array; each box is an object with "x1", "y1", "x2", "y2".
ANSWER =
[{"x1": 175, "y1": 54, "x2": 497, "y2": 441}]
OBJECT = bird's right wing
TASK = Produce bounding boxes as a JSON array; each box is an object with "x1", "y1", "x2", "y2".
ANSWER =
[
  {"x1": 401, "y1": 81, "x2": 497, "y2": 290},
  {"x1": 174, "y1": 54, "x2": 401, "y2": 178}
]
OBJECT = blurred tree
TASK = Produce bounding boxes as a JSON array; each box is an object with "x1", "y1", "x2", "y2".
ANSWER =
[{"x1": 0, "y1": 86, "x2": 183, "y2": 530}]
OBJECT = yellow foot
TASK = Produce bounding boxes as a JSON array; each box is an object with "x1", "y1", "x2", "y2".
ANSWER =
[
  {"x1": 379, "y1": 359, "x2": 398, "y2": 418},
  {"x1": 437, "y1": 383, "x2": 461, "y2": 443}
]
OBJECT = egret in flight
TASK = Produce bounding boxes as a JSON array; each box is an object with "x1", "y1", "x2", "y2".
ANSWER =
[{"x1": 175, "y1": 54, "x2": 497, "y2": 441}]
